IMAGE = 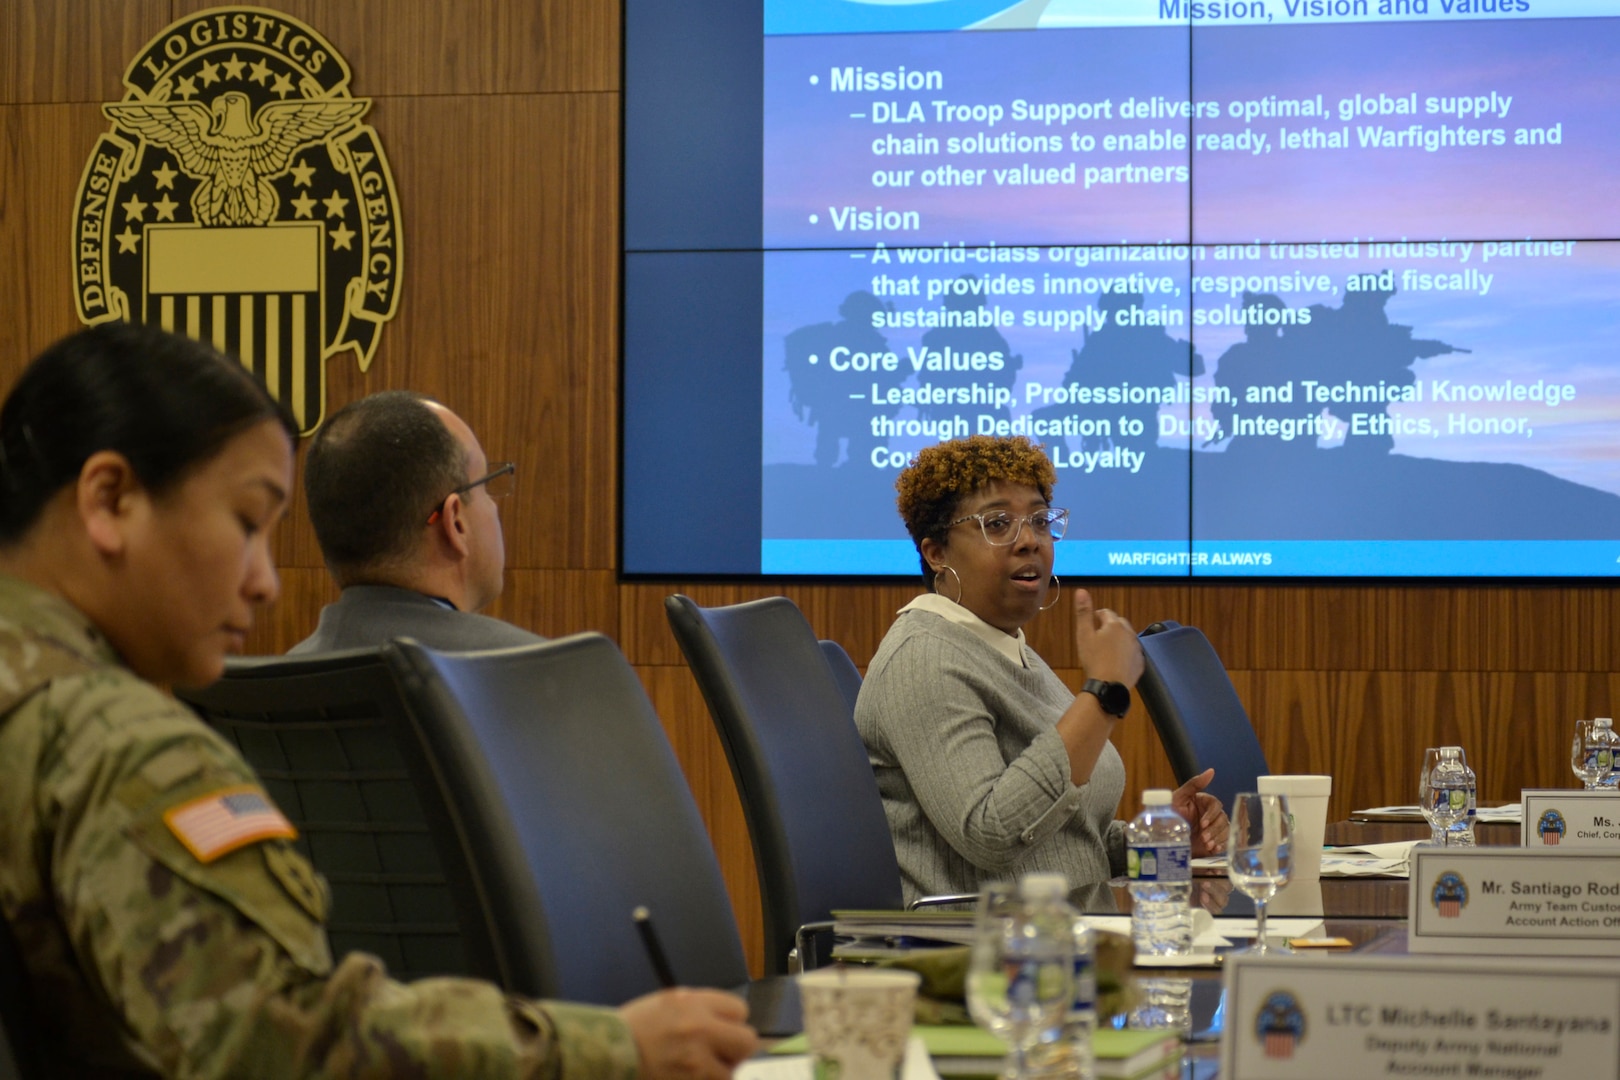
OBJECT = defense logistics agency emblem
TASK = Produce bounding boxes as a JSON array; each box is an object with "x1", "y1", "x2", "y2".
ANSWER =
[
  {"x1": 1255, "y1": 989, "x2": 1306, "y2": 1060},
  {"x1": 72, "y1": 7, "x2": 402, "y2": 434},
  {"x1": 1431, "y1": 871, "x2": 1468, "y2": 918}
]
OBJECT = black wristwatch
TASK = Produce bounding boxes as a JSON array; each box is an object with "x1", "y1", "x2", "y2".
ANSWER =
[{"x1": 1080, "y1": 678, "x2": 1131, "y2": 718}]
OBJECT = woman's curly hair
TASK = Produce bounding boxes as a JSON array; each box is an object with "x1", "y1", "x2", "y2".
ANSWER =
[{"x1": 895, "y1": 434, "x2": 1056, "y2": 585}]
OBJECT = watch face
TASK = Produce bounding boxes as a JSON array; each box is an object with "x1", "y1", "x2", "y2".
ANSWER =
[
  {"x1": 1087, "y1": 679, "x2": 1130, "y2": 716},
  {"x1": 1100, "y1": 682, "x2": 1130, "y2": 715}
]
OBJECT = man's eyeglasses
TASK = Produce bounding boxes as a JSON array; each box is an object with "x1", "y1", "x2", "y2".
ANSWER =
[
  {"x1": 948, "y1": 507, "x2": 1069, "y2": 546},
  {"x1": 427, "y1": 462, "x2": 515, "y2": 524}
]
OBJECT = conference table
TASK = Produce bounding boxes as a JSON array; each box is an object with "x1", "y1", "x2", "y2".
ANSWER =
[{"x1": 1081, "y1": 817, "x2": 1522, "y2": 1075}]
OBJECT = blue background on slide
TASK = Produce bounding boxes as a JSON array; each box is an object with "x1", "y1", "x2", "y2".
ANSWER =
[{"x1": 621, "y1": 0, "x2": 1620, "y2": 576}]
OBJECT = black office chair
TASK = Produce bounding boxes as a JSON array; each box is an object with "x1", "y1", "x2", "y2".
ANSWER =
[
  {"x1": 818, "y1": 639, "x2": 864, "y2": 719},
  {"x1": 177, "y1": 648, "x2": 519, "y2": 988},
  {"x1": 665, "y1": 595, "x2": 973, "y2": 975},
  {"x1": 385, "y1": 633, "x2": 752, "y2": 1006},
  {"x1": 0, "y1": 914, "x2": 37, "y2": 1080},
  {"x1": 182, "y1": 636, "x2": 755, "y2": 1007},
  {"x1": 1136, "y1": 620, "x2": 1271, "y2": 812}
]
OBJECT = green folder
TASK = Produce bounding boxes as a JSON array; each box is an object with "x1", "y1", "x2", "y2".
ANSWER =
[{"x1": 772, "y1": 1024, "x2": 1181, "y2": 1079}]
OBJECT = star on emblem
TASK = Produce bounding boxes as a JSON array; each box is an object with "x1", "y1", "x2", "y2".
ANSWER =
[
  {"x1": 322, "y1": 189, "x2": 351, "y2": 219},
  {"x1": 289, "y1": 158, "x2": 316, "y2": 187},
  {"x1": 272, "y1": 73, "x2": 295, "y2": 99},
  {"x1": 222, "y1": 53, "x2": 247, "y2": 80},
  {"x1": 291, "y1": 192, "x2": 317, "y2": 219},
  {"x1": 197, "y1": 60, "x2": 221, "y2": 86},
  {"x1": 175, "y1": 75, "x2": 198, "y2": 100},
  {"x1": 152, "y1": 161, "x2": 179, "y2": 189},
  {"x1": 329, "y1": 221, "x2": 356, "y2": 250},
  {"x1": 103, "y1": 92, "x2": 368, "y2": 226},
  {"x1": 152, "y1": 194, "x2": 179, "y2": 221},
  {"x1": 115, "y1": 226, "x2": 141, "y2": 253},
  {"x1": 248, "y1": 59, "x2": 273, "y2": 85},
  {"x1": 121, "y1": 193, "x2": 149, "y2": 221}
]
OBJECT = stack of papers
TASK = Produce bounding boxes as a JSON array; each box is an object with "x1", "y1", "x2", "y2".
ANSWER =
[
  {"x1": 1353, "y1": 803, "x2": 1522, "y2": 824},
  {"x1": 1194, "y1": 840, "x2": 1420, "y2": 878},
  {"x1": 831, "y1": 909, "x2": 976, "y2": 946},
  {"x1": 1321, "y1": 839, "x2": 1422, "y2": 876},
  {"x1": 1079, "y1": 914, "x2": 1324, "y2": 966}
]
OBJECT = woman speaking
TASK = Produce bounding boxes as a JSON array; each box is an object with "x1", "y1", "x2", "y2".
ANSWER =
[{"x1": 855, "y1": 434, "x2": 1227, "y2": 903}]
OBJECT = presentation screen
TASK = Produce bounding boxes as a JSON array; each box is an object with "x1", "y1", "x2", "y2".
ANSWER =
[{"x1": 623, "y1": 0, "x2": 1620, "y2": 578}]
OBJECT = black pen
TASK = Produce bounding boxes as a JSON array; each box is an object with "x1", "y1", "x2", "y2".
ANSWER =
[{"x1": 633, "y1": 905, "x2": 678, "y2": 988}]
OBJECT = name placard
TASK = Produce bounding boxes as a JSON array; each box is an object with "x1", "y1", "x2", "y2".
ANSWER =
[
  {"x1": 1221, "y1": 953, "x2": 1620, "y2": 1080},
  {"x1": 1521, "y1": 789, "x2": 1620, "y2": 848},
  {"x1": 1408, "y1": 848, "x2": 1620, "y2": 956}
]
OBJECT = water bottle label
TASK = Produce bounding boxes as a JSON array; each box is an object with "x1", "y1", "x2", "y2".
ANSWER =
[
  {"x1": 1007, "y1": 961, "x2": 1039, "y2": 1007},
  {"x1": 1128, "y1": 843, "x2": 1191, "y2": 882},
  {"x1": 1071, "y1": 956, "x2": 1096, "y2": 1011}
]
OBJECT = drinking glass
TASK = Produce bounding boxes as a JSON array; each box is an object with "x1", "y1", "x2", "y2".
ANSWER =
[
  {"x1": 1419, "y1": 747, "x2": 1466, "y2": 845},
  {"x1": 965, "y1": 883, "x2": 1073, "y2": 1080},
  {"x1": 1573, "y1": 720, "x2": 1601, "y2": 789},
  {"x1": 1227, "y1": 793, "x2": 1294, "y2": 956}
]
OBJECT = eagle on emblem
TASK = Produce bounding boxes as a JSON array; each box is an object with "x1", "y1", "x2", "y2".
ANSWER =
[{"x1": 104, "y1": 91, "x2": 368, "y2": 226}]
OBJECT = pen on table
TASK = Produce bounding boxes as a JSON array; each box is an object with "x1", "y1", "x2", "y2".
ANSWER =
[{"x1": 633, "y1": 905, "x2": 678, "y2": 988}]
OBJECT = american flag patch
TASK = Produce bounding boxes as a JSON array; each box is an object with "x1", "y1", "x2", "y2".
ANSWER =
[{"x1": 163, "y1": 786, "x2": 297, "y2": 864}]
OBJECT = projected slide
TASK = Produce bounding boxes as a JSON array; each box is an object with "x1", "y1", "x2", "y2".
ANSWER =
[{"x1": 753, "y1": 0, "x2": 1620, "y2": 577}]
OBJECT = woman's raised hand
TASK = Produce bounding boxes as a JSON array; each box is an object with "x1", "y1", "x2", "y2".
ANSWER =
[{"x1": 1072, "y1": 588, "x2": 1143, "y2": 687}]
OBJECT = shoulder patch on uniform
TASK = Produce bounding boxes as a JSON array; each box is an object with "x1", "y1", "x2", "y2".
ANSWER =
[
  {"x1": 163, "y1": 785, "x2": 296, "y2": 864},
  {"x1": 262, "y1": 840, "x2": 328, "y2": 922}
]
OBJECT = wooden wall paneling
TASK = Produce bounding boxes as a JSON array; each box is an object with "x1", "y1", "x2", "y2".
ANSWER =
[
  {"x1": 0, "y1": 104, "x2": 119, "y2": 381},
  {"x1": 1452, "y1": 586, "x2": 1620, "y2": 674},
  {"x1": 1233, "y1": 669, "x2": 1375, "y2": 821},
  {"x1": 245, "y1": 566, "x2": 339, "y2": 655},
  {"x1": 487, "y1": 568, "x2": 620, "y2": 641},
  {"x1": 1185, "y1": 585, "x2": 1384, "y2": 672},
  {"x1": 232, "y1": 90, "x2": 620, "y2": 575},
  {"x1": 358, "y1": 92, "x2": 620, "y2": 572},
  {"x1": 170, "y1": 0, "x2": 620, "y2": 96},
  {"x1": 637, "y1": 665, "x2": 764, "y2": 977},
  {"x1": 0, "y1": 1, "x2": 171, "y2": 105}
]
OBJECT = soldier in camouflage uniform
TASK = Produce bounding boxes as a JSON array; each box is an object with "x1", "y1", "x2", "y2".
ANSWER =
[{"x1": 0, "y1": 323, "x2": 758, "y2": 1079}]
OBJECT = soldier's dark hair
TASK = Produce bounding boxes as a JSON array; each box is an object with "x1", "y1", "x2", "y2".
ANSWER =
[
  {"x1": 303, "y1": 390, "x2": 468, "y2": 585},
  {"x1": 0, "y1": 321, "x2": 297, "y2": 545}
]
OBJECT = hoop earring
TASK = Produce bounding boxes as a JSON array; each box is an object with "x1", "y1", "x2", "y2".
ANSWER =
[
  {"x1": 1039, "y1": 575, "x2": 1062, "y2": 611},
  {"x1": 932, "y1": 565, "x2": 964, "y2": 606}
]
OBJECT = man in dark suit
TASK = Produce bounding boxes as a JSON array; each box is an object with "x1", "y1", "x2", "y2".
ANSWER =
[{"x1": 291, "y1": 391, "x2": 546, "y2": 653}]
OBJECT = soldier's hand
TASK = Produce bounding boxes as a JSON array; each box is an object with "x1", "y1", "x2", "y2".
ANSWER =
[{"x1": 619, "y1": 987, "x2": 759, "y2": 1080}]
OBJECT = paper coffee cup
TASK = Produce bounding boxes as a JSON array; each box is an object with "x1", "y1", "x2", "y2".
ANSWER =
[
  {"x1": 797, "y1": 968, "x2": 920, "y2": 1080},
  {"x1": 1257, "y1": 775, "x2": 1331, "y2": 915}
]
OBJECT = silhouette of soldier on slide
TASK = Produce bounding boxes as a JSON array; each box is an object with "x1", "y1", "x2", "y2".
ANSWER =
[
  {"x1": 1211, "y1": 285, "x2": 1463, "y2": 459},
  {"x1": 1038, "y1": 290, "x2": 1202, "y2": 455},
  {"x1": 783, "y1": 290, "x2": 904, "y2": 467}
]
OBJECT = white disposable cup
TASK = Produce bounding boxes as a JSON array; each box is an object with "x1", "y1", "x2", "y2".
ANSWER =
[
  {"x1": 1256, "y1": 775, "x2": 1332, "y2": 917},
  {"x1": 797, "y1": 968, "x2": 920, "y2": 1080}
]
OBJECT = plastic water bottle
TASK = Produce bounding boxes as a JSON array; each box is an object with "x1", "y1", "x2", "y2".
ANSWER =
[
  {"x1": 1590, "y1": 719, "x2": 1620, "y2": 789},
  {"x1": 1126, "y1": 789, "x2": 1192, "y2": 957},
  {"x1": 1126, "y1": 790, "x2": 1192, "y2": 1034},
  {"x1": 1431, "y1": 747, "x2": 1474, "y2": 847},
  {"x1": 1019, "y1": 874, "x2": 1094, "y2": 1080}
]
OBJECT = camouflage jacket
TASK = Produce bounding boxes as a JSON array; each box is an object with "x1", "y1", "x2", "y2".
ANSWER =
[{"x1": 0, "y1": 575, "x2": 640, "y2": 1079}]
